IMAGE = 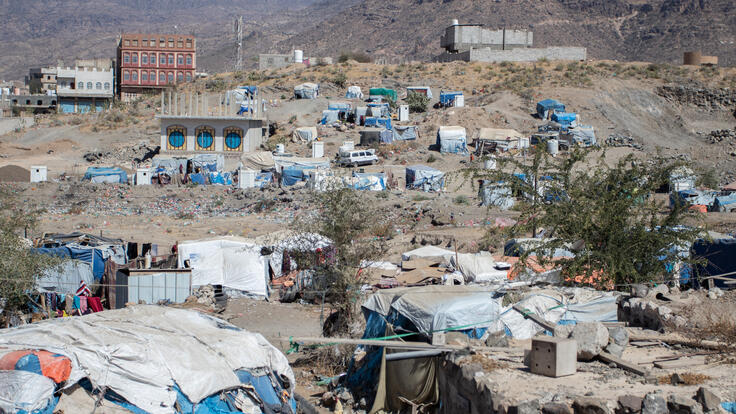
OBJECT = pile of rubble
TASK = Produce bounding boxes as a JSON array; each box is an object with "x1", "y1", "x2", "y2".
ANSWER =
[
  {"x1": 606, "y1": 133, "x2": 643, "y2": 150},
  {"x1": 707, "y1": 128, "x2": 736, "y2": 144},
  {"x1": 185, "y1": 284, "x2": 226, "y2": 311},
  {"x1": 83, "y1": 142, "x2": 159, "y2": 164}
]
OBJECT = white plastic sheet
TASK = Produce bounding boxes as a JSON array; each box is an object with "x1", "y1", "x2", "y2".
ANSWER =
[
  {"x1": 0, "y1": 306, "x2": 294, "y2": 414},
  {"x1": 449, "y1": 251, "x2": 506, "y2": 283},
  {"x1": 0, "y1": 371, "x2": 56, "y2": 413},
  {"x1": 36, "y1": 260, "x2": 94, "y2": 295},
  {"x1": 401, "y1": 245, "x2": 455, "y2": 262}
]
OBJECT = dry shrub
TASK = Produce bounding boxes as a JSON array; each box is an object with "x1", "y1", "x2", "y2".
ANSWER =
[
  {"x1": 292, "y1": 344, "x2": 356, "y2": 378},
  {"x1": 460, "y1": 353, "x2": 507, "y2": 372},
  {"x1": 658, "y1": 372, "x2": 711, "y2": 385}
]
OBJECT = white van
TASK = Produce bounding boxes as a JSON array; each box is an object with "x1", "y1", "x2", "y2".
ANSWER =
[{"x1": 338, "y1": 149, "x2": 379, "y2": 167}]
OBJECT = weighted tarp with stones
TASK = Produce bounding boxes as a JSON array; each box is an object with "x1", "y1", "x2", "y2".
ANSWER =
[
  {"x1": 0, "y1": 306, "x2": 295, "y2": 414},
  {"x1": 292, "y1": 126, "x2": 318, "y2": 143}
]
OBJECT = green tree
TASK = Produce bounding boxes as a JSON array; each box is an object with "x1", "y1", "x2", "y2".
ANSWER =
[
  {"x1": 469, "y1": 149, "x2": 703, "y2": 288},
  {"x1": 0, "y1": 189, "x2": 60, "y2": 320},
  {"x1": 332, "y1": 71, "x2": 347, "y2": 88},
  {"x1": 406, "y1": 92, "x2": 430, "y2": 113}
]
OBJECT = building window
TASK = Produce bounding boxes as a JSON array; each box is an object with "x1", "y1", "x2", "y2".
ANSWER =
[
  {"x1": 141, "y1": 71, "x2": 148, "y2": 82},
  {"x1": 131, "y1": 53, "x2": 138, "y2": 64},
  {"x1": 186, "y1": 55, "x2": 192, "y2": 66},
  {"x1": 142, "y1": 39, "x2": 148, "y2": 47},
  {"x1": 87, "y1": 82, "x2": 93, "y2": 89},
  {"x1": 123, "y1": 53, "x2": 130, "y2": 64},
  {"x1": 131, "y1": 72, "x2": 137, "y2": 82},
  {"x1": 224, "y1": 127, "x2": 243, "y2": 151},
  {"x1": 177, "y1": 54, "x2": 184, "y2": 66},
  {"x1": 168, "y1": 72, "x2": 174, "y2": 83},
  {"x1": 177, "y1": 72, "x2": 183, "y2": 82},
  {"x1": 160, "y1": 38, "x2": 165, "y2": 47},
  {"x1": 160, "y1": 54, "x2": 166, "y2": 65},
  {"x1": 149, "y1": 53, "x2": 156, "y2": 66},
  {"x1": 186, "y1": 39, "x2": 192, "y2": 48},
  {"x1": 132, "y1": 39, "x2": 138, "y2": 47},
  {"x1": 167, "y1": 126, "x2": 186, "y2": 150},
  {"x1": 168, "y1": 38, "x2": 174, "y2": 48},
  {"x1": 123, "y1": 71, "x2": 129, "y2": 81},
  {"x1": 195, "y1": 126, "x2": 215, "y2": 150},
  {"x1": 104, "y1": 82, "x2": 110, "y2": 90},
  {"x1": 168, "y1": 54, "x2": 174, "y2": 65},
  {"x1": 159, "y1": 72, "x2": 166, "y2": 83},
  {"x1": 141, "y1": 53, "x2": 148, "y2": 65},
  {"x1": 177, "y1": 39, "x2": 183, "y2": 48},
  {"x1": 124, "y1": 39, "x2": 130, "y2": 46},
  {"x1": 186, "y1": 72, "x2": 192, "y2": 82},
  {"x1": 96, "y1": 82, "x2": 102, "y2": 90}
]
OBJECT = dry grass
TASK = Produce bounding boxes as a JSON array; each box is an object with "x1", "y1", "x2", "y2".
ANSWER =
[
  {"x1": 292, "y1": 344, "x2": 356, "y2": 378},
  {"x1": 658, "y1": 372, "x2": 711, "y2": 385},
  {"x1": 461, "y1": 353, "x2": 508, "y2": 372}
]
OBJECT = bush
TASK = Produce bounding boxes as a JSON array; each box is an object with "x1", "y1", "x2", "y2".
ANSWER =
[
  {"x1": 426, "y1": 154, "x2": 437, "y2": 163},
  {"x1": 332, "y1": 72, "x2": 347, "y2": 88},
  {"x1": 338, "y1": 51, "x2": 372, "y2": 63},
  {"x1": 453, "y1": 195, "x2": 470, "y2": 205},
  {"x1": 406, "y1": 92, "x2": 430, "y2": 113}
]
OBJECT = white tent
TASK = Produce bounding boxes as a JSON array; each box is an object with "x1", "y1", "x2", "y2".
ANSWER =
[
  {"x1": 437, "y1": 126, "x2": 469, "y2": 154},
  {"x1": 346, "y1": 86, "x2": 364, "y2": 99},
  {"x1": 292, "y1": 126, "x2": 318, "y2": 143},
  {"x1": 177, "y1": 238, "x2": 268, "y2": 297}
]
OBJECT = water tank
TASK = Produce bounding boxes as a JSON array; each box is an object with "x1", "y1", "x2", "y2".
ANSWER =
[
  {"x1": 276, "y1": 143, "x2": 285, "y2": 154},
  {"x1": 294, "y1": 50, "x2": 304, "y2": 64},
  {"x1": 452, "y1": 19, "x2": 459, "y2": 26},
  {"x1": 547, "y1": 139, "x2": 559, "y2": 156},
  {"x1": 239, "y1": 169, "x2": 256, "y2": 189},
  {"x1": 343, "y1": 140, "x2": 355, "y2": 151},
  {"x1": 484, "y1": 157, "x2": 497, "y2": 170},
  {"x1": 312, "y1": 141, "x2": 324, "y2": 158}
]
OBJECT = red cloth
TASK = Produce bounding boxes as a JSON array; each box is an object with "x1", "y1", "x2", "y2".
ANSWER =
[{"x1": 87, "y1": 297, "x2": 103, "y2": 313}]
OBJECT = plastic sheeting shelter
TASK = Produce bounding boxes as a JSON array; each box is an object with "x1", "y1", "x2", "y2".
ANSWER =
[
  {"x1": 670, "y1": 189, "x2": 717, "y2": 209},
  {"x1": 480, "y1": 181, "x2": 515, "y2": 210},
  {"x1": 0, "y1": 306, "x2": 295, "y2": 414},
  {"x1": 34, "y1": 246, "x2": 107, "y2": 281},
  {"x1": 367, "y1": 103, "x2": 390, "y2": 118},
  {"x1": 439, "y1": 91, "x2": 463, "y2": 107},
  {"x1": 82, "y1": 167, "x2": 128, "y2": 184},
  {"x1": 36, "y1": 260, "x2": 94, "y2": 295},
  {"x1": 346, "y1": 86, "x2": 364, "y2": 99},
  {"x1": 352, "y1": 172, "x2": 386, "y2": 191},
  {"x1": 177, "y1": 238, "x2": 269, "y2": 297},
  {"x1": 692, "y1": 237, "x2": 736, "y2": 288},
  {"x1": 536, "y1": 99, "x2": 565, "y2": 119},
  {"x1": 392, "y1": 126, "x2": 418, "y2": 142},
  {"x1": 241, "y1": 151, "x2": 275, "y2": 171},
  {"x1": 294, "y1": 83, "x2": 319, "y2": 99},
  {"x1": 281, "y1": 166, "x2": 315, "y2": 186},
  {"x1": 437, "y1": 126, "x2": 468, "y2": 154},
  {"x1": 320, "y1": 109, "x2": 339, "y2": 125},
  {"x1": 401, "y1": 245, "x2": 455, "y2": 262},
  {"x1": 292, "y1": 126, "x2": 318, "y2": 142},
  {"x1": 713, "y1": 194, "x2": 736, "y2": 212},
  {"x1": 407, "y1": 86, "x2": 433, "y2": 99},
  {"x1": 551, "y1": 112, "x2": 577, "y2": 130},
  {"x1": 564, "y1": 125, "x2": 597, "y2": 147},
  {"x1": 477, "y1": 128, "x2": 525, "y2": 152},
  {"x1": 273, "y1": 156, "x2": 330, "y2": 172},
  {"x1": 406, "y1": 165, "x2": 444, "y2": 192},
  {"x1": 365, "y1": 117, "x2": 392, "y2": 130},
  {"x1": 669, "y1": 167, "x2": 696, "y2": 193},
  {"x1": 359, "y1": 129, "x2": 393, "y2": 146},
  {"x1": 368, "y1": 88, "x2": 397, "y2": 102}
]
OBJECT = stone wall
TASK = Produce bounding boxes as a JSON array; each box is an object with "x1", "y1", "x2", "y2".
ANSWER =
[
  {"x1": 656, "y1": 85, "x2": 736, "y2": 110},
  {"x1": 0, "y1": 116, "x2": 35, "y2": 135},
  {"x1": 436, "y1": 47, "x2": 586, "y2": 63}
]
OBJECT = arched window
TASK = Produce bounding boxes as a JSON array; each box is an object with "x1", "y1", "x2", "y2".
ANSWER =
[
  {"x1": 141, "y1": 53, "x2": 148, "y2": 65},
  {"x1": 160, "y1": 54, "x2": 166, "y2": 65},
  {"x1": 167, "y1": 72, "x2": 174, "y2": 83},
  {"x1": 131, "y1": 53, "x2": 138, "y2": 64},
  {"x1": 167, "y1": 126, "x2": 186, "y2": 150},
  {"x1": 186, "y1": 55, "x2": 192, "y2": 66},
  {"x1": 78, "y1": 81, "x2": 84, "y2": 89},
  {"x1": 195, "y1": 126, "x2": 215, "y2": 151},
  {"x1": 159, "y1": 72, "x2": 166, "y2": 83},
  {"x1": 168, "y1": 54, "x2": 174, "y2": 65},
  {"x1": 186, "y1": 72, "x2": 192, "y2": 82},
  {"x1": 177, "y1": 72, "x2": 183, "y2": 82},
  {"x1": 177, "y1": 54, "x2": 184, "y2": 66},
  {"x1": 131, "y1": 72, "x2": 138, "y2": 82},
  {"x1": 104, "y1": 82, "x2": 110, "y2": 90},
  {"x1": 149, "y1": 53, "x2": 156, "y2": 66},
  {"x1": 95, "y1": 82, "x2": 102, "y2": 90},
  {"x1": 223, "y1": 127, "x2": 243, "y2": 151},
  {"x1": 123, "y1": 53, "x2": 130, "y2": 64},
  {"x1": 141, "y1": 71, "x2": 148, "y2": 82},
  {"x1": 87, "y1": 82, "x2": 93, "y2": 89}
]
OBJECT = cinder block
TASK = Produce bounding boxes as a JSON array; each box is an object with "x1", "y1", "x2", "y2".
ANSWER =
[{"x1": 530, "y1": 336, "x2": 577, "y2": 377}]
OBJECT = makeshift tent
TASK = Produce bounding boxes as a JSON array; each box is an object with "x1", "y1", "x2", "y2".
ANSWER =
[
  {"x1": 692, "y1": 236, "x2": 736, "y2": 288},
  {"x1": 436, "y1": 126, "x2": 468, "y2": 154},
  {"x1": 346, "y1": 86, "x2": 364, "y2": 99},
  {"x1": 208, "y1": 172, "x2": 232, "y2": 185},
  {"x1": 273, "y1": 155, "x2": 330, "y2": 172},
  {"x1": 368, "y1": 88, "x2": 397, "y2": 102},
  {"x1": 355, "y1": 107, "x2": 369, "y2": 125},
  {"x1": 36, "y1": 260, "x2": 94, "y2": 295},
  {"x1": 670, "y1": 189, "x2": 716, "y2": 209},
  {"x1": 367, "y1": 103, "x2": 390, "y2": 118},
  {"x1": 0, "y1": 306, "x2": 295, "y2": 414},
  {"x1": 564, "y1": 125, "x2": 597, "y2": 147},
  {"x1": 241, "y1": 151, "x2": 275, "y2": 171},
  {"x1": 268, "y1": 233, "x2": 332, "y2": 278},
  {"x1": 365, "y1": 117, "x2": 392, "y2": 130},
  {"x1": 392, "y1": 125, "x2": 418, "y2": 142},
  {"x1": 292, "y1": 126, "x2": 318, "y2": 143},
  {"x1": 406, "y1": 165, "x2": 444, "y2": 192},
  {"x1": 294, "y1": 83, "x2": 319, "y2": 99},
  {"x1": 0, "y1": 370, "x2": 57, "y2": 413},
  {"x1": 551, "y1": 112, "x2": 577, "y2": 130},
  {"x1": 480, "y1": 181, "x2": 515, "y2": 210},
  {"x1": 34, "y1": 246, "x2": 108, "y2": 281},
  {"x1": 151, "y1": 157, "x2": 188, "y2": 175},
  {"x1": 448, "y1": 251, "x2": 506, "y2": 283},
  {"x1": 359, "y1": 129, "x2": 392, "y2": 146},
  {"x1": 328, "y1": 101, "x2": 352, "y2": 112},
  {"x1": 407, "y1": 86, "x2": 433, "y2": 99},
  {"x1": 351, "y1": 172, "x2": 386, "y2": 191},
  {"x1": 177, "y1": 238, "x2": 269, "y2": 297},
  {"x1": 536, "y1": 99, "x2": 565, "y2": 119},
  {"x1": 401, "y1": 245, "x2": 455, "y2": 262},
  {"x1": 439, "y1": 91, "x2": 463, "y2": 107},
  {"x1": 477, "y1": 128, "x2": 525, "y2": 152},
  {"x1": 320, "y1": 109, "x2": 339, "y2": 125},
  {"x1": 82, "y1": 167, "x2": 127, "y2": 184},
  {"x1": 669, "y1": 167, "x2": 696, "y2": 192},
  {"x1": 713, "y1": 194, "x2": 736, "y2": 212},
  {"x1": 281, "y1": 166, "x2": 315, "y2": 186}
]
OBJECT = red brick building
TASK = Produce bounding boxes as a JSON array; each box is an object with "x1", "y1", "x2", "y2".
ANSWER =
[{"x1": 117, "y1": 34, "x2": 196, "y2": 100}]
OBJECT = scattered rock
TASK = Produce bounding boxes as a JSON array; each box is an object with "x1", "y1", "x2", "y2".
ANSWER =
[
  {"x1": 554, "y1": 324, "x2": 574, "y2": 338},
  {"x1": 667, "y1": 394, "x2": 703, "y2": 414},
  {"x1": 571, "y1": 322, "x2": 609, "y2": 361},
  {"x1": 321, "y1": 391, "x2": 335, "y2": 407},
  {"x1": 573, "y1": 397, "x2": 612, "y2": 414},
  {"x1": 642, "y1": 393, "x2": 668, "y2": 414},
  {"x1": 694, "y1": 387, "x2": 721, "y2": 412},
  {"x1": 617, "y1": 395, "x2": 643, "y2": 414},
  {"x1": 338, "y1": 390, "x2": 353, "y2": 404},
  {"x1": 608, "y1": 327, "x2": 629, "y2": 347},
  {"x1": 511, "y1": 399, "x2": 541, "y2": 414},
  {"x1": 543, "y1": 402, "x2": 573, "y2": 414},
  {"x1": 485, "y1": 330, "x2": 510, "y2": 347},
  {"x1": 630, "y1": 284, "x2": 649, "y2": 298},
  {"x1": 605, "y1": 342, "x2": 625, "y2": 358}
]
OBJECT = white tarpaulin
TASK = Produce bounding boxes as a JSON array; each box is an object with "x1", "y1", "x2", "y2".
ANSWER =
[
  {"x1": 268, "y1": 233, "x2": 332, "y2": 278},
  {"x1": 292, "y1": 126, "x2": 318, "y2": 142},
  {"x1": 0, "y1": 371, "x2": 56, "y2": 413},
  {"x1": 0, "y1": 306, "x2": 294, "y2": 414},
  {"x1": 448, "y1": 251, "x2": 506, "y2": 283},
  {"x1": 273, "y1": 156, "x2": 330, "y2": 172},
  {"x1": 401, "y1": 245, "x2": 456, "y2": 262},
  {"x1": 437, "y1": 126, "x2": 468, "y2": 154},
  {"x1": 36, "y1": 260, "x2": 94, "y2": 295},
  {"x1": 240, "y1": 151, "x2": 275, "y2": 171},
  {"x1": 177, "y1": 238, "x2": 268, "y2": 297},
  {"x1": 346, "y1": 86, "x2": 364, "y2": 99}
]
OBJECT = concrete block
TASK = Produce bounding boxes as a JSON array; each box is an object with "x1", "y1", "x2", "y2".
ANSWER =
[
  {"x1": 571, "y1": 322, "x2": 609, "y2": 361},
  {"x1": 529, "y1": 336, "x2": 576, "y2": 377},
  {"x1": 431, "y1": 331, "x2": 446, "y2": 345}
]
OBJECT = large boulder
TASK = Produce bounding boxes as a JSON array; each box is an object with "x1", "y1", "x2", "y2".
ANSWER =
[
  {"x1": 694, "y1": 387, "x2": 722, "y2": 413},
  {"x1": 617, "y1": 395, "x2": 643, "y2": 413},
  {"x1": 573, "y1": 397, "x2": 612, "y2": 414},
  {"x1": 642, "y1": 393, "x2": 667, "y2": 414},
  {"x1": 667, "y1": 394, "x2": 703, "y2": 414},
  {"x1": 571, "y1": 322, "x2": 609, "y2": 361}
]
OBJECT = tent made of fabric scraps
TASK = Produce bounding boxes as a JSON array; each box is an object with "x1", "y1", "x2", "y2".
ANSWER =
[
  {"x1": 36, "y1": 260, "x2": 94, "y2": 295},
  {"x1": 294, "y1": 83, "x2": 319, "y2": 99},
  {"x1": 437, "y1": 126, "x2": 468, "y2": 154},
  {"x1": 392, "y1": 125, "x2": 418, "y2": 142},
  {"x1": 346, "y1": 86, "x2": 364, "y2": 99},
  {"x1": 240, "y1": 151, "x2": 275, "y2": 171},
  {"x1": 292, "y1": 126, "x2": 318, "y2": 142},
  {"x1": 82, "y1": 167, "x2": 128, "y2": 184},
  {"x1": 365, "y1": 117, "x2": 392, "y2": 130},
  {"x1": 268, "y1": 233, "x2": 332, "y2": 278},
  {"x1": 405, "y1": 165, "x2": 444, "y2": 192}
]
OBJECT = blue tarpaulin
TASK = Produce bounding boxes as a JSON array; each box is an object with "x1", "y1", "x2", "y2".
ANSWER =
[
  {"x1": 536, "y1": 99, "x2": 565, "y2": 119},
  {"x1": 406, "y1": 165, "x2": 444, "y2": 192},
  {"x1": 282, "y1": 166, "x2": 316, "y2": 186},
  {"x1": 365, "y1": 117, "x2": 392, "y2": 130},
  {"x1": 551, "y1": 112, "x2": 577, "y2": 130},
  {"x1": 208, "y1": 172, "x2": 232, "y2": 186},
  {"x1": 392, "y1": 125, "x2": 418, "y2": 142},
  {"x1": 713, "y1": 194, "x2": 736, "y2": 212},
  {"x1": 83, "y1": 167, "x2": 128, "y2": 184},
  {"x1": 34, "y1": 246, "x2": 106, "y2": 280},
  {"x1": 692, "y1": 237, "x2": 736, "y2": 288},
  {"x1": 189, "y1": 173, "x2": 206, "y2": 185},
  {"x1": 439, "y1": 91, "x2": 463, "y2": 106}
]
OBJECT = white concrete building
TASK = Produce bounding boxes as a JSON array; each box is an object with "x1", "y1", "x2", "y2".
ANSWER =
[{"x1": 56, "y1": 66, "x2": 114, "y2": 113}]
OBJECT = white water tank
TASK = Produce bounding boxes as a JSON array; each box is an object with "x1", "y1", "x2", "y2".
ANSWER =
[
  {"x1": 484, "y1": 157, "x2": 497, "y2": 170},
  {"x1": 136, "y1": 168, "x2": 151, "y2": 185},
  {"x1": 342, "y1": 141, "x2": 354, "y2": 152},
  {"x1": 452, "y1": 19, "x2": 459, "y2": 26},
  {"x1": 312, "y1": 141, "x2": 324, "y2": 158},
  {"x1": 294, "y1": 50, "x2": 304, "y2": 64},
  {"x1": 547, "y1": 139, "x2": 559, "y2": 156},
  {"x1": 454, "y1": 94, "x2": 464, "y2": 107},
  {"x1": 239, "y1": 169, "x2": 256, "y2": 189},
  {"x1": 399, "y1": 105, "x2": 409, "y2": 122},
  {"x1": 30, "y1": 166, "x2": 47, "y2": 182},
  {"x1": 276, "y1": 143, "x2": 285, "y2": 154}
]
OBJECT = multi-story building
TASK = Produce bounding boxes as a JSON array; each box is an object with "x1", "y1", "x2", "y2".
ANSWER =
[
  {"x1": 26, "y1": 67, "x2": 58, "y2": 94},
  {"x1": 117, "y1": 34, "x2": 196, "y2": 101},
  {"x1": 56, "y1": 66, "x2": 114, "y2": 113}
]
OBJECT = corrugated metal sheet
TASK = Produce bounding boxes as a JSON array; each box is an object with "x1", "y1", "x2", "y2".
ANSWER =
[{"x1": 128, "y1": 271, "x2": 191, "y2": 304}]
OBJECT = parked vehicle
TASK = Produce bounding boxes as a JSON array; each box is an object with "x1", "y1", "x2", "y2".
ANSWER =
[{"x1": 338, "y1": 149, "x2": 378, "y2": 167}]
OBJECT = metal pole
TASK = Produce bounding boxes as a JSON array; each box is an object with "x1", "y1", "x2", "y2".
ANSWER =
[
  {"x1": 385, "y1": 350, "x2": 444, "y2": 362},
  {"x1": 160, "y1": 91, "x2": 164, "y2": 115}
]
